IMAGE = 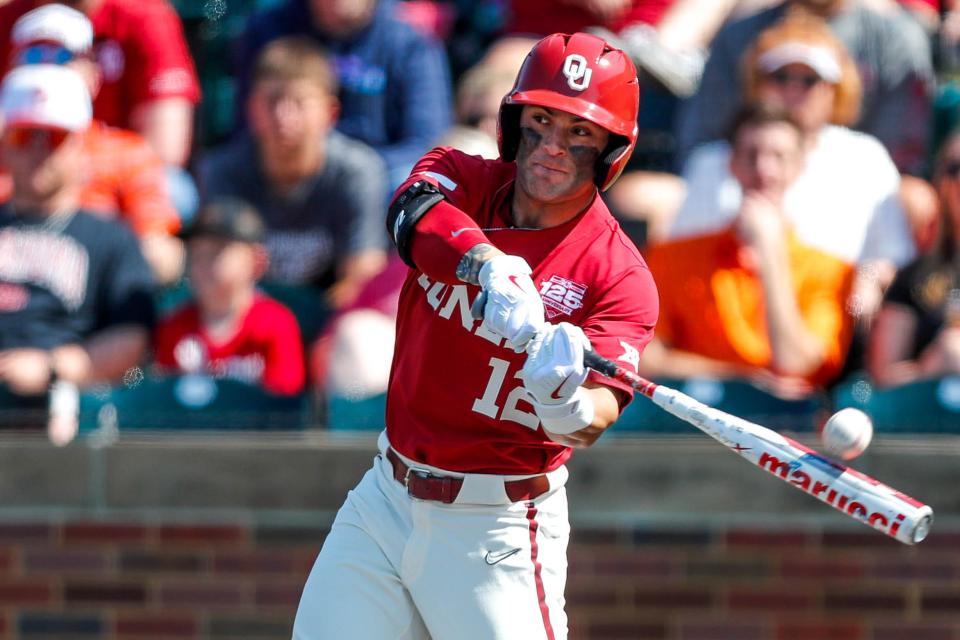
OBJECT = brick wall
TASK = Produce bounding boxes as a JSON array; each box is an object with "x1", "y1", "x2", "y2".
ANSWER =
[{"x1": 0, "y1": 519, "x2": 958, "y2": 640}]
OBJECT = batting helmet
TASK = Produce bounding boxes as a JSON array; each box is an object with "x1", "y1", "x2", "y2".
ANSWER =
[{"x1": 498, "y1": 32, "x2": 640, "y2": 191}]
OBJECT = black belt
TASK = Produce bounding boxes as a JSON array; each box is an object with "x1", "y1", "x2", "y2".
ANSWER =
[{"x1": 386, "y1": 448, "x2": 551, "y2": 504}]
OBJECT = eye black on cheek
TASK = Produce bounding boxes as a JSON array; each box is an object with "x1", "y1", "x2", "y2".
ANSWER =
[{"x1": 519, "y1": 126, "x2": 543, "y2": 149}]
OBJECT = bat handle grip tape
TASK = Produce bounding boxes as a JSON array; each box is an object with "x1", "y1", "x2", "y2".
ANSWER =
[{"x1": 583, "y1": 349, "x2": 618, "y2": 378}]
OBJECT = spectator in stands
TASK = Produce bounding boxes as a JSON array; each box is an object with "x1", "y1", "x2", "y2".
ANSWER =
[
  {"x1": 236, "y1": 0, "x2": 452, "y2": 187},
  {"x1": 200, "y1": 37, "x2": 388, "y2": 312},
  {"x1": 0, "y1": 0, "x2": 202, "y2": 219},
  {"x1": 589, "y1": 0, "x2": 745, "y2": 98},
  {"x1": 675, "y1": 0, "x2": 934, "y2": 175},
  {"x1": 667, "y1": 15, "x2": 914, "y2": 333},
  {"x1": 868, "y1": 129, "x2": 960, "y2": 387},
  {"x1": 641, "y1": 102, "x2": 856, "y2": 398},
  {"x1": 154, "y1": 198, "x2": 305, "y2": 397},
  {"x1": 437, "y1": 61, "x2": 514, "y2": 159},
  {"x1": 0, "y1": 65, "x2": 155, "y2": 424},
  {"x1": 2, "y1": 4, "x2": 184, "y2": 284}
]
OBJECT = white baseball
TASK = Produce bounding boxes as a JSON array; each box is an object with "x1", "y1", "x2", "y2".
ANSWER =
[{"x1": 822, "y1": 408, "x2": 873, "y2": 460}]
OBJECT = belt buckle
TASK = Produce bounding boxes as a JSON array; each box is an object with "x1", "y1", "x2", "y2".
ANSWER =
[{"x1": 404, "y1": 466, "x2": 433, "y2": 489}]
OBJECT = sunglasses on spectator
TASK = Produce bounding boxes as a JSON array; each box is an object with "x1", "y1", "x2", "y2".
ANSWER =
[
  {"x1": 15, "y1": 43, "x2": 75, "y2": 66},
  {"x1": 767, "y1": 69, "x2": 825, "y2": 90},
  {"x1": 3, "y1": 127, "x2": 69, "y2": 150},
  {"x1": 943, "y1": 160, "x2": 960, "y2": 178}
]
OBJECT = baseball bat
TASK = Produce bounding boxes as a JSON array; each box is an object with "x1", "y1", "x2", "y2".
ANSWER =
[
  {"x1": 583, "y1": 350, "x2": 934, "y2": 545},
  {"x1": 469, "y1": 290, "x2": 932, "y2": 543}
]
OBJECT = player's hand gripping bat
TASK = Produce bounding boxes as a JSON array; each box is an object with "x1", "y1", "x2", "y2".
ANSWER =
[{"x1": 581, "y1": 349, "x2": 933, "y2": 545}]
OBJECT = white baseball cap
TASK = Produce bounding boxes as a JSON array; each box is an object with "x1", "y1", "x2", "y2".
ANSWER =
[
  {"x1": 757, "y1": 42, "x2": 842, "y2": 83},
  {"x1": 12, "y1": 4, "x2": 93, "y2": 55},
  {"x1": 0, "y1": 64, "x2": 92, "y2": 131}
]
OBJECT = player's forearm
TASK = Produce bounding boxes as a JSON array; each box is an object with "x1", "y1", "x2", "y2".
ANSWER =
[{"x1": 405, "y1": 199, "x2": 494, "y2": 284}]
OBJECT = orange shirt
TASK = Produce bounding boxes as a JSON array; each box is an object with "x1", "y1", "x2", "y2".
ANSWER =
[
  {"x1": 0, "y1": 121, "x2": 181, "y2": 236},
  {"x1": 644, "y1": 228, "x2": 856, "y2": 385},
  {"x1": 78, "y1": 121, "x2": 180, "y2": 236}
]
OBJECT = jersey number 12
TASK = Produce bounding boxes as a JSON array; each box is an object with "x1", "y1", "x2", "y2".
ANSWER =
[{"x1": 472, "y1": 357, "x2": 540, "y2": 429}]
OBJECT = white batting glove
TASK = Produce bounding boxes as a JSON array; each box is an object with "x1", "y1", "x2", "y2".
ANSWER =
[
  {"x1": 522, "y1": 323, "x2": 595, "y2": 434},
  {"x1": 477, "y1": 255, "x2": 545, "y2": 351}
]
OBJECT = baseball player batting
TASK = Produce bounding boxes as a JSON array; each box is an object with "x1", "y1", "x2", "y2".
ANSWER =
[{"x1": 293, "y1": 33, "x2": 657, "y2": 639}]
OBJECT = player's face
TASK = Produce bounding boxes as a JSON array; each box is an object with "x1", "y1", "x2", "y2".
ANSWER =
[
  {"x1": 1, "y1": 127, "x2": 84, "y2": 204},
  {"x1": 729, "y1": 121, "x2": 805, "y2": 202},
  {"x1": 188, "y1": 237, "x2": 260, "y2": 304},
  {"x1": 249, "y1": 78, "x2": 336, "y2": 154},
  {"x1": 757, "y1": 62, "x2": 836, "y2": 133},
  {"x1": 515, "y1": 105, "x2": 609, "y2": 204}
]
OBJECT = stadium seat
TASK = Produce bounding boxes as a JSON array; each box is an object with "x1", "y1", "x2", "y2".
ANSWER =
[
  {"x1": 326, "y1": 393, "x2": 387, "y2": 431},
  {"x1": 79, "y1": 376, "x2": 309, "y2": 432},
  {"x1": 833, "y1": 376, "x2": 960, "y2": 433}
]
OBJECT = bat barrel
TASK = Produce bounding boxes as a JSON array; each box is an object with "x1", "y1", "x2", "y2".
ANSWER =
[{"x1": 647, "y1": 385, "x2": 935, "y2": 546}]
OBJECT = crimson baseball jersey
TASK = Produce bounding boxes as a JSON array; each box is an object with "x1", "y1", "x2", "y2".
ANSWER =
[
  {"x1": 155, "y1": 294, "x2": 305, "y2": 396},
  {"x1": 387, "y1": 148, "x2": 659, "y2": 474}
]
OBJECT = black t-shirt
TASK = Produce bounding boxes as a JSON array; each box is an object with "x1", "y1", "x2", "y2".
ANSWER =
[
  {"x1": 198, "y1": 130, "x2": 388, "y2": 290},
  {"x1": 884, "y1": 250, "x2": 960, "y2": 359},
  {"x1": 0, "y1": 207, "x2": 156, "y2": 350}
]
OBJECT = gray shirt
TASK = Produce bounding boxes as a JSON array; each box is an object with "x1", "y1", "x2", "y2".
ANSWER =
[
  {"x1": 199, "y1": 130, "x2": 388, "y2": 289},
  {"x1": 675, "y1": 1, "x2": 934, "y2": 175}
]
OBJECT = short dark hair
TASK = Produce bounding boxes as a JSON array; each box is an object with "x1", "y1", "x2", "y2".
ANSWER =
[
  {"x1": 726, "y1": 101, "x2": 804, "y2": 147},
  {"x1": 251, "y1": 36, "x2": 338, "y2": 96}
]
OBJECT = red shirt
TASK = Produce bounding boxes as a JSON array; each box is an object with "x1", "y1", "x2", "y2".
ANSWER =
[
  {"x1": 387, "y1": 148, "x2": 659, "y2": 474},
  {"x1": 0, "y1": 0, "x2": 201, "y2": 129},
  {"x1": 506, "y1": 0, "x2": 673, "y2": 36},
  {"x1": 155, "y1": 295, "x2": 306, "y2": 396}
]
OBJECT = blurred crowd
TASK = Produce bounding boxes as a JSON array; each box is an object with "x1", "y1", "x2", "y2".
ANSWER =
[{"x1": 3, "y1": 0, "x2": 960, "y2": 441}]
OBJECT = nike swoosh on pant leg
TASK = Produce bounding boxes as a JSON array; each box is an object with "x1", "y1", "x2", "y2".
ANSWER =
[{"x1": 484, "y1": 548, "x2": 522, "y2": 565}]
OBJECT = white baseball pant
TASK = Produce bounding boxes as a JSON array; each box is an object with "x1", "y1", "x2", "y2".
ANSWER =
[{"x1": 292, "y1": 433, "x2": 570, "y2": 640}]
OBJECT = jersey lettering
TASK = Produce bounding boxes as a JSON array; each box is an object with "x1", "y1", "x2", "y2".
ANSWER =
[
  {"x1": 0, "y1": 228, "x2": 88, "y2": 311},
  {"x1": 417, "y1": 274, "x2": 505, "y2": 346}
]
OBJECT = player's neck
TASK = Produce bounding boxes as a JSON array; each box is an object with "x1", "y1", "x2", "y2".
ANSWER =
[{"x1": 510, "y1": 185, "x2": 596, "y2": 229}]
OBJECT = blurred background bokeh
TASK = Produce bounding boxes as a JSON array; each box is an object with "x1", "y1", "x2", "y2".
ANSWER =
[{"x1": 0, "y1": 0, "x2": 958, "y2": 638}]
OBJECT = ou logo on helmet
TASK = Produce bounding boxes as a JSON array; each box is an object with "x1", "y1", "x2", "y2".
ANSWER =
[{"x1": 562, "y1": 54, "x2": 592, "y2": 91}]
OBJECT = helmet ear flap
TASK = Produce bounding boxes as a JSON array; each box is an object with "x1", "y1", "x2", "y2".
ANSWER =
[{"x1": 595, "y1": 135, "x2": 631, "y2": 190}]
